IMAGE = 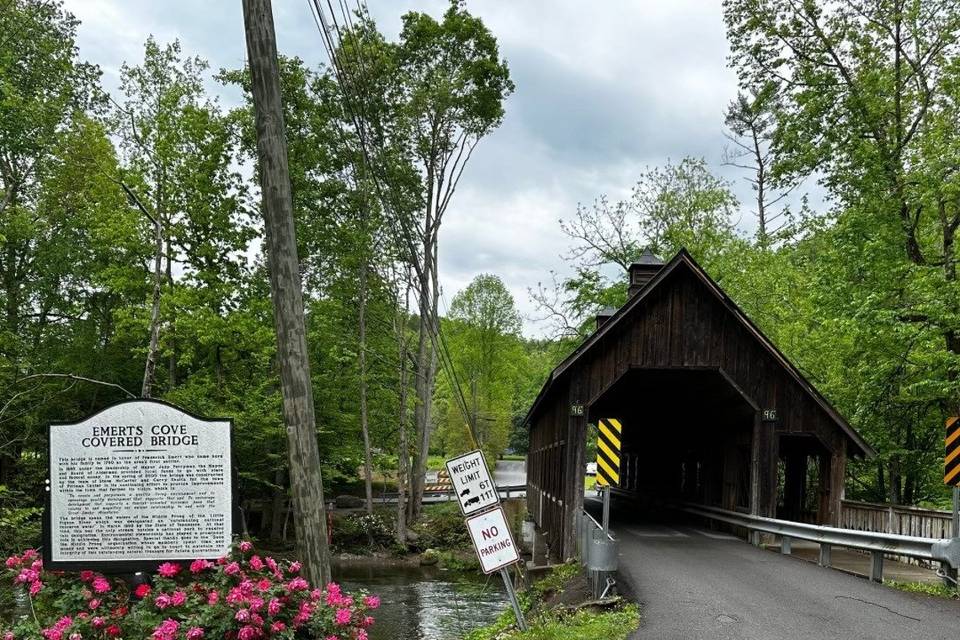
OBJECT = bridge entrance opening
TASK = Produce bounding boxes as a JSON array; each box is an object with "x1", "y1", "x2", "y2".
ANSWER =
[{"x1": 590, "y1": 367, "x2": 758, "y2": 515}]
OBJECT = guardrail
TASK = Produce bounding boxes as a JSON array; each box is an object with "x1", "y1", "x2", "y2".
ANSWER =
[
  {"x1": 370, "y1": 485, "x2": 527, "y2": 504},
  {"x1": 681, "y1": 502, "x2": 960, "y2": 583}
]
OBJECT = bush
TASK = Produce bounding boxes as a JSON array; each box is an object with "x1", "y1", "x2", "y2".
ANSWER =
[
  {"x1": 332, "y1": 512, "x2": 395, "y2": 552},
  {"x1": 411, "y1": 504, "x2": 470, "y2": 551},
  {"x1": 2, "y1": 541, "x2": 380, "y2": 639}
]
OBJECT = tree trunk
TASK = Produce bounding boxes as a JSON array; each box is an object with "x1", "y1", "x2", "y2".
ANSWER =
[
  {"x1": 242, "y1": 0, "x2": 331, "y2": 585},
  {"x1": 141, "y1": 215, "x2": 163, "y2": 398},
  {"x1": 166, "y1": 236, "x2": 177, "y2": 389},
  {"x1": 410, "y1": 250, "x2": 433, "y2": 522},
  {"x1": 359, "y1": 258, "x2": 373, "y2": 514},
  {"x1": 395, "y1": 276, "x2": 412, "y2": 543},
  {"x1": 270, "y1": 468, "x2": 286, "y2": 542}
]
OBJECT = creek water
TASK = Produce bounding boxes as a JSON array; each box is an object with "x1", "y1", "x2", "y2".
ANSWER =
[{"x1": 334, "y1": 563, "x2": 510, "y2": 640}]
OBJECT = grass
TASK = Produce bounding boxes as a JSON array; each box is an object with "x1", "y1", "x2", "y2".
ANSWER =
[
  {"x1": 465, "y1": 563, "x2": 641, "y2": 640},
  {"x1": 885, "y1": 580, "x2": 959, "y2": 599},
  {"x1": 584, "y1": 475, "x2": 597, "y2": 491}
]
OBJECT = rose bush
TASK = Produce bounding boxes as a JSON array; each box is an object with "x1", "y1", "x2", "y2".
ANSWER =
[{"x1": 2, "y1": 542, "x2": 378, "y2": 639}]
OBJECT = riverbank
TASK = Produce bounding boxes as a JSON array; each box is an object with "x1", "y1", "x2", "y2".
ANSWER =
[{"x1": 466, "y1": 564, "x2": 641, "y2": 640}]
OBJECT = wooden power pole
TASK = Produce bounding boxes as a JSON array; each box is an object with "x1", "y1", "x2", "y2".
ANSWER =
[{"x1": 241, "y1": 0, "x2": 331, "y2": 585}]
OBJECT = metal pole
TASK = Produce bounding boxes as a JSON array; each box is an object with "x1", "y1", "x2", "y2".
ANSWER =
[
  {"x1": 602, "y1": 485, "x2": 611, "y2": 532},
  {"x1": 949, "y1": 487, "x2": 959, "y2": 586},
  {"x1": 500, "y1": 567, "x2": 528, "y2": 631}
]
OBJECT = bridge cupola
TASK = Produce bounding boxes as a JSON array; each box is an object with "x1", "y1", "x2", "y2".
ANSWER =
[{"x1": 627, "y1": 248, "x2": 664, "y2": 297}]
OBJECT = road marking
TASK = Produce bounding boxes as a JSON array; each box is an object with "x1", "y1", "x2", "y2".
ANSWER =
[
  {"x1": 692, "y1": 528, "x2": 738, "y2": 541},
  {"x1": 624, "y1": 526, "x2": 689, "y2": 538}
]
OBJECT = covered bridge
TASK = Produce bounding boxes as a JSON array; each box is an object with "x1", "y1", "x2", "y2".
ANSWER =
[{"x1": 524, "y1": 249, "x2": 872, "y2": 562}]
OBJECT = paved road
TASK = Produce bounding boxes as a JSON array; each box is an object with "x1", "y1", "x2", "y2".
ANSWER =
[
  {"x1": 493, "y1": 459, "x2": 526, "y2": 487},
  {"x1": 586, "y1": 497, "x2": 959, "y2": 640}
]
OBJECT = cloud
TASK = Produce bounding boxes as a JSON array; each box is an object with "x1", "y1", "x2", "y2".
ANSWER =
[{"x1": 63, "y1": 0, "x2": 770, "y2": 336}]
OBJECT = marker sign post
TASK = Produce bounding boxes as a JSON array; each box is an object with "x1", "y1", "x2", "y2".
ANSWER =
[
  {"x1": 445, "y1": 449, "x2": 499, "y2": 515},
  {"x1": 445, "y1": 450, "x2": 527, "y2": 631},
  {"x1": 45, "y1": 399, "x2": 234, "y2": 573}
]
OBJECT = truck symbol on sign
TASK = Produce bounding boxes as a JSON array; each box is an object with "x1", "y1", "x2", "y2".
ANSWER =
[
  {"x1": 459, "y1": 488, "x2": 471, "y2": 497},
  {"x1": 464, "y1": 495, "x2": 481, "y2": 507}
]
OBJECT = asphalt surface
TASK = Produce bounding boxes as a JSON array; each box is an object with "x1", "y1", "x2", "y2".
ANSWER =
[
  {"x1": 585, "y1": 497, "x2": 960, "y2": 640},
  {"x1": 493, "y1": 459, "x2": 526, "y2": 487}
]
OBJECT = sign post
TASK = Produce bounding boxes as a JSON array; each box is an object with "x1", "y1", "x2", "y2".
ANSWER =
[
  {"x1": 595, "y1": 418, "x2": 622, "y2": 533},
  {"x1": 446, "y1": 450, "x2": 527, "y2": 631},
  {"x1": 45, "y1": 399, "x2": 234, "y2": 573}
]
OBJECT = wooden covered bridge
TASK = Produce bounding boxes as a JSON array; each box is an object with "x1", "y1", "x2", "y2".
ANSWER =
[{"x1": 524, "y1": 249, "x2": 873, "y2": 562}]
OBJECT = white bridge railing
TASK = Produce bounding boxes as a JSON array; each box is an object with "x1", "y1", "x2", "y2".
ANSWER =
[{"x1": 681, "y1": 502, "x2": 960, "y2": 583}]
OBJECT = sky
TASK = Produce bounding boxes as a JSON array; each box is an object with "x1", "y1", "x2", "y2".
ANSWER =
[{"x1": 64, "y1": 0, "x2": 752, "y2": 336}]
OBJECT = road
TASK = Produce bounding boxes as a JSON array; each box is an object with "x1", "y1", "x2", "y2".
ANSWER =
[
  {"x1": 493, "y1": 459, "x2": 526, "y2": 487},
  {"x1": 585, "y1": 496, "x2": 960, "y2": 640}
]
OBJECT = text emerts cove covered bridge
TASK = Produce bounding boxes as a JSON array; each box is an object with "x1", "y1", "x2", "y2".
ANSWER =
[{"x1": 524, "y1": 249, "x2": 873, "y2": 562}]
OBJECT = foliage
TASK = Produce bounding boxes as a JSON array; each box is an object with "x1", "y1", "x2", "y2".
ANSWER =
[
  {"x1": 331, "y1": 512, "x2": 395, "y2": 552},
  {"x1": 409, "y1": 503, "x2": 471, "y2": 551},
  {"x1": 465, "y1": 563, "x2": 640, "y2": 640},
  {"x1": 1, "y1": 542, "x2": 379, "y2": 639},
  {"x1": 884, "y1": 580, "x2": 958, "y2": 600}
]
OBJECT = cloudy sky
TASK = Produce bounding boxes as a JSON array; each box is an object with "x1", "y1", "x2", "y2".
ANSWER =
[{"x1": 65, "y1": 0, "x2": 750, "y2": 335}]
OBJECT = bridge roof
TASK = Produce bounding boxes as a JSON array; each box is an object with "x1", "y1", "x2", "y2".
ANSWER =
[{"x1": 525, "y1": 249, "x2": 873, "y2": 458}]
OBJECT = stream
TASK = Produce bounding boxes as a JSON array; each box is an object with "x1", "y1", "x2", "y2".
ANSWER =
[{"x1": 334, "y1": 563, "x2": 510, "y2": 640}]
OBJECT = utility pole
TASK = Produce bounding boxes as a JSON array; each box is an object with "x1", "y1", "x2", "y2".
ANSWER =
[{"x1": 241, "y1": 0, "x2": 330, "y2": 585}]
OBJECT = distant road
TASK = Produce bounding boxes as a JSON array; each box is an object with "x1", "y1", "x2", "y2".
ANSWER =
[
  {"x1": 584, "y1": 496, "x2": 959, "y2": 640},
  {"x1": 493, "y1": 459, "x2": 526, "y2": 487}
]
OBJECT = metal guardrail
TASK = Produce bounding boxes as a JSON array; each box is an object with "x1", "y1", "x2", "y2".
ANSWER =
[
  {"x1": 681, "y1": 502, "x2": 960, "y2": 583},
  {"x1": 370, "y1": 485, "x2": 527, "y2": 504}
]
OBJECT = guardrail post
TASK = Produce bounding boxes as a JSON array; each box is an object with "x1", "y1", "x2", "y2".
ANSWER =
[
  {"x1": 818, "y1": 543, "x2": 832, "y2": 568},
  {"x1": 870, "y1": 551, "x2": 884, "y2": 582},
  {"x1": 780, "y1": 535, "x2": 791, "y2": 555}
]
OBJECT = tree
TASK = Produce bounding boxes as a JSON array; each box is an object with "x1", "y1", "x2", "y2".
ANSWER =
[
  {"x1": 534, "y1": 158, "x2": 740, "y2": 339},
  {"x1": 725, "y1": 0, "x2": 960, "y2": 504},
  {"x1": 723, "y1": 88, "x2": 798, "y2": 247},
  {"x1": 393, "y1": 1, "x2": 514, "y2": 520},
  {"x1": 439, "y1": 274, "x2": 522, "y2": 459}
]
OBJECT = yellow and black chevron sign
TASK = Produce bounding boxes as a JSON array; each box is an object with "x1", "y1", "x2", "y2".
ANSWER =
[
  {"x1": 946, "y1": 417, "x2": 960, "y2": 486},
  {"x1": 595, "y1": 418, "x2": 622, "y2": 487}
]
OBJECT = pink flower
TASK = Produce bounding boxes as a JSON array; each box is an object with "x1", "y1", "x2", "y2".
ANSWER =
[
  {"x1": 157, "y1": 563, "x2": 180, "y2": 578},
  {"x1": 237, "y1": 626, "x2": 259, "y2": 640},
  {"x1": 190, "y1": 559, "x2": 213, "y2": 574},
  {"x1": 239, "y1": 541, "x2": 253, "y2": 553},
  {"x1": 248, "y1": 555, "x2": 264, "y2": 571},
  {"x1": 92, "y1": 577, "x2": 111, "y2": 593},
  {"x1": 268, "y1": 598, "x2": 282, "y2": 615},
  {"x1": 154, "y1": 593, "x2": 173, "y2": 609},
  {"x1": 15, "y1": 568, "x2": 39, "y2": 584},
  {"x1": 310, "y1": 588, "x2": 322, "y2": 601},
  {"x1": 152, "y1": 619, "x2": 179, "y2": 640},
  {"x1": 186, "y1": 628, "x2": 204, "y2": 640},
  {"x1": 21, "y1": 550, "x2": 37, "y2": 561},
  {"x1": 40, "y1": 630, "x2": 61, "y2": 640},
  {"x1": 69, "y1": 634, "x2": 81, "y2": 640},
  {"x1": 4, "y1": 632, "x2": 14, "y2": 640},
  {"x1": 335, "y1": 608, "x2": 352, "y2": 625},
  {"x1": 29, "y1": 580, "x2": 43, "y2": 596},
  {"x1": 361, "y1": 616, "x2": 374, "y2": 628},
  {"x1": 235, "y1": 609, "x2": 251, "y2": 623},
  {"x1": 88, "y1": 598, "x2": 101, "y2": 609},
  {"x1": 287, "y1": 561, "x2": 301, "y2": 574},
  {"x1": 79, "y1": 570, "x2": 94, "y2": 582},
  {"x1": 248, "y1": 596, "x2": 264, "y2": 612},
  {"x1": 171, "y1": 591, "x2": 186, "y2": 606},
  {"x1": 256, "y1": 578, "x2": 271, "y2": 591},
  {"x1": 5, "y1": 555, "x2": 19, "y2": 569},
  {"x1": 270, "y1": 622, "x2": 286, "y2": 634},
  {"x1": 207, "y1": 591, "x2": 219, "y2": 606},
  {"x1": 92, "y1": 617, "x2": 105, "y2": 629},
  {"x1": 357, "y1": 630, "x2": 368, "y2": 640},
  {"x1": 363, "y1": 595, "x2": 380, "y2": 609},
  {"x1": 224, "y1": 562, "x2": 241, "y2": 576},
  {"x1": 287, "y1": 577, "x2": 308, "y2": 592},
  {"x1": 265, "y1": 557, "x2": 278, "y2": 572}
]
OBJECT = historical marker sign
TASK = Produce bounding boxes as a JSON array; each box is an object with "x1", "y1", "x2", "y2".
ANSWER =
[
  {"x1": 465, "y1": 506, "x2": 520, "y2": 574},
  {"x1": 445, "y1": 449, "x2": 499, "y2": 516},
  {"x1": 45, "y1": 399, "x2": 233, "y2": 571}
]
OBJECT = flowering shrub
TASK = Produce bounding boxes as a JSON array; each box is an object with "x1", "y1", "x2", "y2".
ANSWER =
[{"x1": 2, "y1": 542, "x2": 378, "y2": 639}]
